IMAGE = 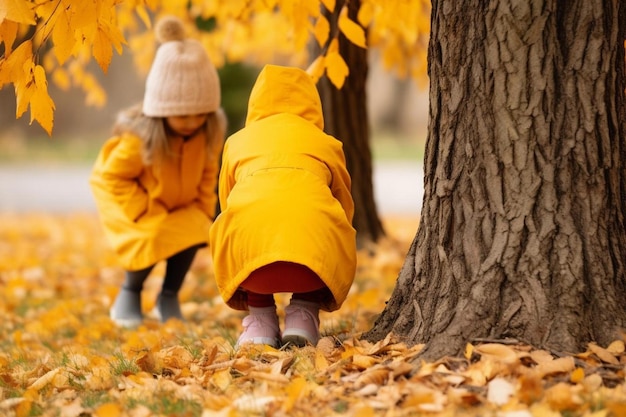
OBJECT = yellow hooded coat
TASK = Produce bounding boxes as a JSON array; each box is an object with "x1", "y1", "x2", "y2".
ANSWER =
[
  {"x1": 209, "y1": 65, "x2": 357, "y2": 312},
  {"x1": 90, "y1": 130, "x2": 219, "y2": 271}
]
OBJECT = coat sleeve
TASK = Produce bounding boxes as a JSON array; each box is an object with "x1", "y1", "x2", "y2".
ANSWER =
[
  {"x1": 329, "y1": 143, "x2": 355, "y2": 223},
  {"x1": 195, "y1": 146, "x2": 222, "y2": 220},
  {"x1": 216, "y1": 142, "x2": 237, "y2": 213},
  {"x1": 90, "y1": 135, "x2": 149, "y2": 222}
]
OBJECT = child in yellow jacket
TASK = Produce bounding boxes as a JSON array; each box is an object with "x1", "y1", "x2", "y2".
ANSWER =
[
  {"x1": 209, "y1": 64, "x2": 357, "y2": 348},
  {"x1": 90, "y1": 16, "x2": 226, "y2": 328}
]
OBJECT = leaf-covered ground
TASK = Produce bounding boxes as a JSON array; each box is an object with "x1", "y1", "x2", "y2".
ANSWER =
[{"x1": 1, "y1": 213, "x2": 626, "y2": 417}]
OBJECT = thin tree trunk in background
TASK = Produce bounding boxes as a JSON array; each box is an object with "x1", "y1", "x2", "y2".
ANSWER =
[
  {"x1": 366, "y1": 0, "x2": 626, "y2": 360},
  {"x1": 317, "y1": 0, "x2": 385, "y2": 247}
]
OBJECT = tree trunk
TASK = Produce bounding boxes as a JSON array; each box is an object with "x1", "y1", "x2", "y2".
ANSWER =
[
  {"x1": 365, "y1": 0, "x2": 626, "y2": 360},
  {"x1": 317, "y1": 0, "x2": 385, "y2": 247}
]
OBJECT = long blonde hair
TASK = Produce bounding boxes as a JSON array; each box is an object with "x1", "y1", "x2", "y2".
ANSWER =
[{"x1": 112, "y1": 103, "x2": 227, "y2": 165}]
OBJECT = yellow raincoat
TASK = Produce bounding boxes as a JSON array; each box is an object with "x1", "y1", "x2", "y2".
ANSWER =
[
  {"x1": 90, "y1": 131, "x2": 219, "y2": 271},
  {"x1": 209, "y1": 65, "x2": 357, "y2": 311}
]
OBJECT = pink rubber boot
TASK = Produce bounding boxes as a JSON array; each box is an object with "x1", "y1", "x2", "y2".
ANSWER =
[
  {"x1": 236, "y1": 306, "x2": 281, "y2": 348},
  {"x1": 282, "y1": 299, "x2": 320, "y2": 347}
]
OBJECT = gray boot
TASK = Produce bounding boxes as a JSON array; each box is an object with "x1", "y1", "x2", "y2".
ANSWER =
[
  {"x1": 152, "y1": 291, "x2": 184, "y2": 323},
  {"x1": 110, "y1": 288, "x2": 143, "y2": 328}
]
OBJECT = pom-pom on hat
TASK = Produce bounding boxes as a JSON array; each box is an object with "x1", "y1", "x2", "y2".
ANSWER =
[{"x1": 142, "y1": 16, "x2": 221, "y2": 117}]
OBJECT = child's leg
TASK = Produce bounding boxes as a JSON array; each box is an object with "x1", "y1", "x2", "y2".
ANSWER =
[
  {"x1": 237, "y1": 264, "x2": 312, "y2": 349},
  {"x1": 247, "y1": 291, "x2": 276, "y2": 308},
  {"x1": 110, "y1": 265, "x2": 154, "y2": 328},
  {"x1": 240, "y1": 262, "x2": 326, "y2": 294},
  {"x1": 241, "y1": 262, "x2": 326, "y2": 347},
  {"x1": 155, "y1": 244, "x2": 201, "y2": 322}
]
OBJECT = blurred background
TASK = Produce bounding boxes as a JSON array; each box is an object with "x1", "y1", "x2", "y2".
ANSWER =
[
  {"x1": 0, "y1": 53, "x2": 428, "y2": 214},
  {"x1": 0, "y1": 53, "x2": 427, "y2": 162}
]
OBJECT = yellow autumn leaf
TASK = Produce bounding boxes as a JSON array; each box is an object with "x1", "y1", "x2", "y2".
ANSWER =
[
  {"x1": 606, "y1": 400, "x2": 626, "y2": 417},
  {"x1": 530, "y1": 349, "x2": 555, "y2": 364},
  {"x1": 474, "y1": 343, "x2": 519, "y2": 365},
  {"x1": 582, "y1": 373, "x2": 603, "y2": 392},
  {"x1": 94, "y1": 402, "x2": 122, "y2": 417},
  {"x1": 544, "y1": 382, "x2": 584, "y2": 411},
  {"x1": 211, "y1": 368, "x2": 232, "y2": 391},
  {"x1": 518, "y1": 372, "x2": 543, "y2": 404},
  {"x1": 606, "y1": 339, "x2": 625, "y2": 354},
  {"x1": 282, "y1": 376, "x2": 306, "y2": 412},
  {"x1": 92, "y1": 24, "x2": 113, "y2": 72},
  {"x1": 535, "y1": 356, "x2": 576, "y2": 378},
  {"x1": 101, "y1": 19, "x2": 126, "y2": 54},
  {"x1": 29, "y1": 368, "x2": 61, "y2": 391},
  {"x1": 135, "y1": 351, "x2": 157, "y2": 373},
  {"x1": 0, "y1": 19, "x2": 18, "y2": 55},
  {"x1": 15, "y1": 72, "x2": 35, "y2": 118},
  {"x1": 570, "y1": 367, "x2": 585, "y2": 383},
  {"x1": 15, "y1": 399, "x2": 33, "y2": 417},
  {"x1": 0, "y1": 39, "x2": 32, "y2": 88},
  {"x1": 338, "y1": 6, "x2": 366, "y2": 48},
  {"x1": 325, "y1": 50, "x2": 349, "y2": 89},
  {"x1": 314, "y1": 349, "x2": 329, "y2": 371},
  {"x1": 0, "y1": 0, "x2": 36, "y2": 24},
  {"x1": 30, "y1": 64, "x2": 55, "y2": 135},
  {"x1": 233, "y1": 394, "x2": 276, "y2": 414},
  {"x1": 306, "y1": 55, "x2": 326, "y2": 83},
  {"x1": 160, "y1": 345, "x2": 194, "y2": 369},
  {"x1": 280, "y1": 1, "x2": 312, "y2": 51},
  {"x1": 588, "y1": 342, "x2": 619, "y2": 364},
  {"x1": 51, "y1": 67, "x2": 71, "y2": 90},
  {"x1": 352, "y1": 354, "x2": 378, "y2": 369},
  {"x1": 313, "y1": 15, "x2": 329, "y2": 47},
  {"x1": 52, "y1": 8, "x2": 75, "y2": 65},
  {"x1": 69, "y1": 0, "x2": 99, "y2": 29},
  {"x1": 529, "y1": 402, "x2": 562, "y2": 417},
  {"x1": 357, "y1": 1, "x2": 375, "y2": 26},
  {"x1": 464, "y1": 343, "x2": 474, "y2": 359},
  {"x1": 301, "y1": 0, "x2": 321, "y2": 17},
  {"x1": 135, "y1": 4, "x2": 152, "y2": 29},
  {"x1": 354, "y1": 367, "x2": 388, "y2": 388},
  {"x1": 320, "y1": 0, "x2": 335, "y2": 13},
  {"x1": 354, "y1": 404, "x2": 376, "y2": 417}
]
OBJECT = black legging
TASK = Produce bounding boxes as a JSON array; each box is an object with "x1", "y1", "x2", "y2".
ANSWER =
[{"x1": 122, "y1": 244, "x2": 202, "y2": 294}]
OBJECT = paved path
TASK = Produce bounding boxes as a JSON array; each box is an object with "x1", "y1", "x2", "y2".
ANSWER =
[{"x1": 0, "y1": 162, "x2": 423, "y2": 215}]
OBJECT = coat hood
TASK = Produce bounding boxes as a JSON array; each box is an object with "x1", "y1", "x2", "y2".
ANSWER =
[{"x1": 245, "y1": 65, "x2": 324, "y2": 130}]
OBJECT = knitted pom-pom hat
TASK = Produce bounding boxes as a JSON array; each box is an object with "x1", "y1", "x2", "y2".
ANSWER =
[{"x1": 142, "y1": 16, "x2": 221, "y2": 117}]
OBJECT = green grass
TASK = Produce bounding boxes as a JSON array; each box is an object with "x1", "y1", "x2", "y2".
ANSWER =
[
  {"x1": 109, "y1": 352, "x2": 140, "y2": 376},
  {"x1": 371, "y1": 132, "x2": 425, "y2": 162},
  {"x1": 0, "y1": 132, "x2": 425, "y2": 165},
  {"x1": 0, "y1": 135, "x2": 105, "y2": 165}
]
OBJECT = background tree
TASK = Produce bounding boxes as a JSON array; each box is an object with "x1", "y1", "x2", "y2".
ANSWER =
[
  {"x1": 365, "y1": 0, "x2": 626, "y2": 359},
  {"x1": 316, "y1": 0, "x2": 384, "y2": 245}
]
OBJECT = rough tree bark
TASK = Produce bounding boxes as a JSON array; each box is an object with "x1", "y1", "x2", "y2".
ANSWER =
[
  {"x1": 316, "y1": 0, "x2": 385, "y2": 247},
  {"x1": 365, "y1": 0, "x2": 626, "y2": 360}
]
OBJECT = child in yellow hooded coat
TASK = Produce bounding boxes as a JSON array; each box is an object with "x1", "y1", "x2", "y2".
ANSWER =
[
  {"x1": 90, "y1": 16, "x2": 226, "y2": 328},
  {"x1": 209, "y1": 64, "x2": 357, "y2": 348}
]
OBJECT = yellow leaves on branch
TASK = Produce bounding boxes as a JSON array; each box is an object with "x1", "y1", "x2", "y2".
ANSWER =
[
  {"x1": 1, "y1": 0, "x2": 431, "y2": 134},
  {"x1": 361, "y1": 0, "x2": 430, "y2": 83},
  {"x1": 338, "y1": 5, "x2": 366, "y2": 48},
  {"x1": 0, "y1": 0, "x2": 127, "y2": 135},
  {"x1": 0, "y1": 0, "x2": 36, "y2": 25},
  {"x1": 0, "y1": 40, "x2": 55, "y2": 134},
  {"x1": 325, "y1": 45, "x2": 349, "y2": 88},
  {"x1": 307, "y1": 4, "x2": 366, "y2": 89}
]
